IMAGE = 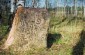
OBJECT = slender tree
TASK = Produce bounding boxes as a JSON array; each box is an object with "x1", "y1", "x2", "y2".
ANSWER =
[
  {"x1": 64, "y1": 0, "x2": 67, "y2": 16},
  {"x1": 32, "y1": 0, "x2": 40, "y2": 8},
  {"x1": 36, "y1": 0, "x2": 40, "y2": 8},
  {"x1": 56, "y1": 0, "x2": 58, "y2": 14},
  {"x1": 74, "y1": 0, "x2": 77, "y2": 16},
  {"x1": 78, "y1": 0, "x2": 84, "y2": 17},
  {"x1": 84, "y1": 0, "x2": 85, "y2": 17},
  {"x1": 71, "y1": 0, "x2": 73, "y2": 15},
  {"x1": 45, "y1": 0, "x2": 48, "y2": 9},
  {"x1": 32, "y1": 0, "x2": 35, "y2": 8},
  {"x1": 82, "y1": 0, "x2": 84, "y2": 16}
]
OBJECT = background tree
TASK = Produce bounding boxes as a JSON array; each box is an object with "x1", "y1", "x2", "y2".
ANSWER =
[
  {"x1": 84, "y1": 0, "x2": 85, "y2": 17},
  {"x1": 74, "y1": 0, "x2": 77, "y2": 16},
  {"x1": 55, "y1": 0, "x2": 58, "y2": 15},
  {"x1": 45, "y1": 0, "x2": 48, "y2": 9},
  {"x1": 36, "y1": 0, "x2": 40, "y2": 8},
  {"x1": 32, "y1": 0, "x2": 35, "y2": 8},
  {"x1": 32, "y1": 0, "x2": 40, "y2": 8},
  {"x1": 81, "y1": 0, "x2": 84, "y2": 16},
  {"x1": 64, "y1": 0, "x2": 67, "y2": 16}
]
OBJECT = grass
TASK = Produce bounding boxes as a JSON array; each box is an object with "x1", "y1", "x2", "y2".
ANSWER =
[
  {"x1": 0, "y1": 13, "x2": 85, "y2": 55},
  {"x1": 0, "y1": 25, "x2": 8, "y2": 36},
  {"x1": 48, "y1": 15, "x2": 85, "y2": 55},
  {"x1": 0, "y1": 25, "x2": 9, "y2": 46}
]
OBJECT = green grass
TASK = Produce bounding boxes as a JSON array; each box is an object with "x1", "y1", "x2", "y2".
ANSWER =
[
  {"x1": 0, "y1": 14, "x2": 85, "y2": 55},
  {"x1": 0, "y1": 25, "x2": 9, "y2": 45},
  {"x1": 0, "y1": 25, "x2": 8, "y2": 35},
  {"x1": 48, "y1": 15, "x2": 85, "y2": 55}
]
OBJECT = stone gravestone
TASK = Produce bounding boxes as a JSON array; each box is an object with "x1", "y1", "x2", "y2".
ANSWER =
[{"x1": 3, "y1": 6, "x2": 50, "y2": 54}]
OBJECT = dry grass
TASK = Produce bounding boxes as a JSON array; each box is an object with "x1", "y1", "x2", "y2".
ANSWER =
[
  {"x1": 0, "y1": 10, "x2": 85, "y2": 55},
  {"x1": 48, "y1": 15, "x2": 85, "y2": 55}
]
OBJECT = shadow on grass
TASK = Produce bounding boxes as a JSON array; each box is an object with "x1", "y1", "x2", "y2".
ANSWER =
[
  {"x1": 0, "y1": 26, "x2": 9, "y2": 41},
  {"x1": 54, "y1": 17, "x2": 67, "y2": 25},
  {"x1": 72, "y1": 30, "x2": 85, "y2": 55},
  {"x1": 0, "y1": 13, "x2": 15, "y2": 41},
  {"x1": 47, "y1": 33, "x2": 62, "y2": 48}
]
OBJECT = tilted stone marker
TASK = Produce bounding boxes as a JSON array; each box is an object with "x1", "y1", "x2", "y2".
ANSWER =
[{"x1": 3, "y1": 6, "x2": 50, "y2": 54}]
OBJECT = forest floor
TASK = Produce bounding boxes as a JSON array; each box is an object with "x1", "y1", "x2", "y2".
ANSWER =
[{"x1": 0, "y1": 14, "x2": 85, "y2": 55}]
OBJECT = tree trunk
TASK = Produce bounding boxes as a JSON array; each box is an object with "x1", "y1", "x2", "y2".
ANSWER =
[
  {"x1": 71, "y1": 6, "x2": 73, "y2": 15},
  {"x1": 3, "y1": 7, "x2": 50, "y2": 54},
  {"x1": 11, "y1": 0, "x2": 15, "y2": 13},
  {"x1": 45, "y1": 0, "x2": 48, "y2": 9},
  {"x1": 64, "y1": 0, "x2": 67, "y2": 17},
  {"x1": 32, "y1": 0, "x2": 37, "y2": 8},
  {"x1": 82, "y1": 0, "x2": 84, "y2": 17},
  {"x1": 74, "y1": 0, "x2": 77, "y2": 16},
  {"x1": 32, "y1": 0, "x2": 35, "y2": 8},
  {"x1": 84, "y1": 7, "x2": 85, "y2": 17},
  {"x1": 55, "y1": 0, "x2": 58, "y2": 16}
]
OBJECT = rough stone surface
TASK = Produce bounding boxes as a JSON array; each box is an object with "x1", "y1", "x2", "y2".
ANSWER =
[{"x1": 4, "y1": 7, "x2": 50, "y2": 53}]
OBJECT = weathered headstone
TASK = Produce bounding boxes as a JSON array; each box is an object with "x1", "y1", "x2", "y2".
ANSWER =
[{"x1": 3, "y1": 6, "x2": 50, "y2": 54}]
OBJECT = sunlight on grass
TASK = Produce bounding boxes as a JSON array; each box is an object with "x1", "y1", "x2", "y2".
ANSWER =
[
  {"x1": 0, "y1": 14, "x2": 85, "y2": 55},
  {"x1": 48, "y1": 15, "x2": 85, "y2": 55}
]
